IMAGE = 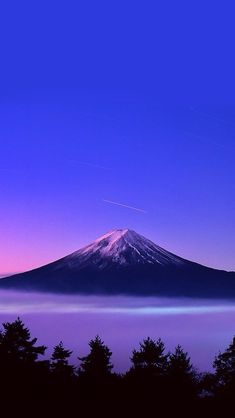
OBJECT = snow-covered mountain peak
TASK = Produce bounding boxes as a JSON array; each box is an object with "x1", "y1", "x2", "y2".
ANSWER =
[
  {"x1": 64, "y1": 228, "x2": 186, "y2": 271},
  {"x1": 2, "y1": 227, "x2": 234, "y2": 298},
  {"x1": 94, "y1": 229, "x2": 131, "y2": 244}
]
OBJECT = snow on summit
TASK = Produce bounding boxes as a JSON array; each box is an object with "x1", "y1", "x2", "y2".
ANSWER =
[
  {"x1": 2, "y1": 227, "x2": 235, "y2": 298},
  {"x1": 64, "y1": 229, "x2": 186, "y2": 270}
]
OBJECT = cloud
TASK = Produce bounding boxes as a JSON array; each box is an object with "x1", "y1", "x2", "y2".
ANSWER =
[{"x1": 102, "y1": 199, "x2": 147, "y2": 213}]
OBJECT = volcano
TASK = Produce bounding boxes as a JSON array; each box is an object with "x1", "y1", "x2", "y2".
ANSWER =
[{"x1": 1, "y1": 229, "x2": 235, "y2": 298}]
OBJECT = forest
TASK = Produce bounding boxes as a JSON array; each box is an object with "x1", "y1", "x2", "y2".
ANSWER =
[{"x1": 0, "y1": 318, "x2": 234, "y2": 417}]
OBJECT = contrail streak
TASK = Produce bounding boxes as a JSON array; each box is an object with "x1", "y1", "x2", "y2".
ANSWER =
[
  {"x1": 0, "y1": 168, "x2": 21, "y2": 173},
  {"x1": 102, "y1": 199, "x2": 147, "y2": 213},
  {"x1": 69, "y1": 160, "x2": 110, "y2": 170}
]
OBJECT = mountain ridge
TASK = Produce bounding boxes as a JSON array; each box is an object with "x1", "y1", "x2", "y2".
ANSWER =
[{"x1": 1, "y1": 228, "x2": 235, "y2": 298}]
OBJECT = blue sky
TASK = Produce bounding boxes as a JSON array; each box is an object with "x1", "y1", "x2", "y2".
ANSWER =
[{"x1": 1, "y1": 0, "x2": 235, "y2": 273}]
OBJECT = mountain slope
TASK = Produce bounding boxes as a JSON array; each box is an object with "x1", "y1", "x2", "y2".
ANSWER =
[
  {"x1": 56, "y1": 229, "x2": 188, "y2": 270},
  {"x1": 1, "y1": 229, "x2": 235, "y2": 298}
]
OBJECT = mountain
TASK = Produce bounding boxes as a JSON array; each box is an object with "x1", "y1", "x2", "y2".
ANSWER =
[
  {"x1": 62, "y1": 229, "x2": 188, "y2": 269},
  {"x1": 1, "y1": 229, "x2": 235, "y2": 298}
]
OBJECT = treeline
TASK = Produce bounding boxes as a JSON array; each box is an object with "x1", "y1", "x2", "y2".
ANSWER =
[{"x1": 0, "y1": 318, "x2": 234, "y2": 417}]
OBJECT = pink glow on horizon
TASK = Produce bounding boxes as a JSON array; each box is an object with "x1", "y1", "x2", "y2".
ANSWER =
[{"x1": 1, "y1": 223, "x2": 235, "y2": 275}]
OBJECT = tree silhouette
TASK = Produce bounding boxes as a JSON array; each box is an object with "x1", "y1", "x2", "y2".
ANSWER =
[
  {"x1": 131, "y1": 337, "x2": 168, "y2": 374},
  {"x1": 0, "y1": 316, "x2": 233, "y2": 414},
  {"x1": 213, "y1": 336, "x2": 235, "y2": 394},
  {"x1": 0, "y1": 317, "x2": 46, "y2": 365},
  {"x1": 168, "y1": 345, "x2": 195, "y2": 378},
  {"x1": 51, "y1": 341, "x2": 74, "y2": 377},
  {"x1": 167, "y1": 345, "x2": 198, "y2": 400},
  {"x1": 79, "y1": 335, "x2": 113, "y2": 379},
  {"x1": 126, "y1": 337, "x2": 169, "y2": 411},
  {"x1": 0, "y1": 318, "x2": 48, "y2": 403}
]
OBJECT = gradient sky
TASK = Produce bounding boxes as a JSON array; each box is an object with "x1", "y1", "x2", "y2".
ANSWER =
[{"x1": 1, "y1": 1, "x2": 235, "y2": 274}]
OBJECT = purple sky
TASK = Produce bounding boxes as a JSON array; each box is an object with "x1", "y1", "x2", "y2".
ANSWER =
[{"x1": 1, "y1": 1, "x2": 235, "y2": 275}]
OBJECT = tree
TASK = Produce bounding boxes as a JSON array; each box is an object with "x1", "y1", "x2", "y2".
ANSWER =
[
  {"x1": 0, "y1": 317, "x2": 46, "y2": 365},
  {"x1": 131, "y1": 337, "x2": 168, "y2": 374},
  {"x1": 213, "y1": 336, "x2": 235, "y2": 391},
  {"x1": 126, "y1": 338, "x2": 169, "y2": 409},
  {"x1": 0, "y1": 318, "x2": 48, "y2": 401},
  {"x1": 79, "y1": 336, "x2": 113, "y2": 379},
  {"x1": 168, "y1": 345, "x2": 195, "y2": 378},
  {"x1": 51, "y1": 341, "x2": 74, "y2": 377},
  {"x1": 167, "y1": 345, "x2": 198, "y2": 399}
]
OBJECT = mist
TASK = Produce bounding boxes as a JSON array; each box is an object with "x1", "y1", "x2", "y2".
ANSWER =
[{"x1": 0, "y1": 290, "x2": 234, "y2": 372}]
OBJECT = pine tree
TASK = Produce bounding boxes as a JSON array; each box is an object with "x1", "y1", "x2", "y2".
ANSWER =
[
  {"x1": 168, "y1": 345, "x2": 195, "y2": 378},
  {"x1": 0, "y1": 317, "x2": 46, "y2": 365},
  {"x1": 213, "y1": 336, "x2": 235, "y2": 388},
  {"x1": 0, "y1": 318, "x2": 48, "y2": 400},
  {"x1": 79, "y1": 336, "x2": 113, "y2": 379},
  {"x1": 167, "y1": 345, "x2": 198, "y2": 399},
  {"x1": 131, "y1": 337, "x2": 168, "y2": 374},
  {"x1": 51, "y1": 341, "x2": 74, "y2": 377}
]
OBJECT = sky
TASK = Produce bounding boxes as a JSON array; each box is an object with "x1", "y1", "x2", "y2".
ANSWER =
[{"x1": 1, "y1": 0, "x2": 235, "y2": 274}]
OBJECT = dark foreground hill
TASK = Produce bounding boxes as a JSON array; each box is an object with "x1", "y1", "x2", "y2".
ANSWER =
[{"x1": 1, "y1": 229, "x2": 235, "y2": 298}]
